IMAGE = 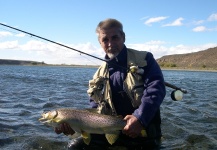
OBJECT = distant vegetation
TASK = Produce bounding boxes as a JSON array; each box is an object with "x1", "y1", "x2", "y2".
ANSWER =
[
  {"x1": 1, "y1": 47, "x2": 217, "y2": 71},
  {"x1": 159, "y1": 62, "x2": 177, "y2": 68},
  {"x1": 0, "y1": 59, "x2": 98, "y2": 68},
  {"x1": 0, "y1": 59, "x2": 46, "y2": 66},
  {"x1": 157, "y1": 47, "x2": 217, "y2": 70}
]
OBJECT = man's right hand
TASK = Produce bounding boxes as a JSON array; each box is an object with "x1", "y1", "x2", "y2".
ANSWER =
[{"x1": 54, "y1": 123, "x2": 75, "y2": 135}]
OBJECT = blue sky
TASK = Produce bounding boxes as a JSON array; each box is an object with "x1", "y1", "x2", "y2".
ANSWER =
[{"x1": 0, "y1": 0, "x2": 217, "y2": 65}]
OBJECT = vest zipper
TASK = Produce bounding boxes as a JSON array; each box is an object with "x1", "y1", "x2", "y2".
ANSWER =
[{"x1": 123, "y1": 81, "x2": 136, "y2": 108}]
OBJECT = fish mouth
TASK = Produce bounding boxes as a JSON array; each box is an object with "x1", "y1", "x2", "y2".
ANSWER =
[
  {"x1": 38, "y1": 110, "x2": 58, "y2": 122},
  {"x1": 38, "y1": 117, "x2": 48, "y2": 122}
]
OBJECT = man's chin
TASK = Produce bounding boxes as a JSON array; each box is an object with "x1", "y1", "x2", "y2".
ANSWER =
[{"x1": 107, "y1": 53, "x2": 118, "y2": 59}]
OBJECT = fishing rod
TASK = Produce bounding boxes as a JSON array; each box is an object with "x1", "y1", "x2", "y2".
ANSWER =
[
  {"x1": 164, "y1": 82, "x2": 187, "y2": 94},
  {"x1": 0, "y1": 22, "x2": 128, "y2": 71},
  {"x1": 0, "y1": 23, "x2": 106, "y2": 62},
  {"x1": 0, "y1": 22, "x2": 187, "y2": 99}
]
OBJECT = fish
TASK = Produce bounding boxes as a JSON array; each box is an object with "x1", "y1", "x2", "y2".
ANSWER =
[{"x1": 39, "y1": 108, "x2": 147, "y2": 145}]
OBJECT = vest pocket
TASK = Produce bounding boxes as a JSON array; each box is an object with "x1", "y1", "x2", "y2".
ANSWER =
[
  {"x1": 87, "y1": 76, "x2": 108, "y2": 102},
  {"x1": 131, "y1": 85, "x2": 144, "y2": 107},
  {"x1": 97, "y1": 100, "x2": 113, "y2": 115}
]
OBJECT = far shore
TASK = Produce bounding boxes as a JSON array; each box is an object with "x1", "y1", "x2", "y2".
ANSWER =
[
  {"x1": 1, "y1": 64, "x2": 217, "y2": 72},
  {"x1": 0, "y1": 63, "x2": 99, "y2": 68},
  {"x1": 160, "y1": 67, "x2": 217, "y2": 72}
]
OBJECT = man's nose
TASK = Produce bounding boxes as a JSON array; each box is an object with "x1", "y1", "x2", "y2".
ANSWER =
[{"x1": 108, "y1": 39, "x2": 114, "y2": 46}]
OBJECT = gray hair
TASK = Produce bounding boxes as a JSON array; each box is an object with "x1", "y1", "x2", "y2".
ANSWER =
[{"x1": 95, "y1": 18, "x2": 125, "y2": 36}]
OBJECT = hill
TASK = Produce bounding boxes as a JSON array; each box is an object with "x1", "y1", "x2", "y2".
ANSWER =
[
  {"x1": 0, "y1": 59, "x2": 98, "y2": 68},
  {"x1": 157, "y1": 47, "x2": 217, "y2": 70},
  {"x1": 1, "y1": 47, "x2": 217, "y2": 70},
  {"x1": 0, "y1": 59, "x2": 46, "y2": 65}
]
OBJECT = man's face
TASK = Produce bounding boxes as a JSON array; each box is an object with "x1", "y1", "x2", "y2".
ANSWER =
[{"x1": 98, "y1": 27, "x2": 125, "y2": 59}]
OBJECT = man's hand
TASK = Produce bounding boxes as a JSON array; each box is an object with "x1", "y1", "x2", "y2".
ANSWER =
[
  {"x1": 122, "y1": 115, "x2": 143, "y2": 138},
  {"x1": 54, "y1": 123, "x2": 75, "y2": 135}
]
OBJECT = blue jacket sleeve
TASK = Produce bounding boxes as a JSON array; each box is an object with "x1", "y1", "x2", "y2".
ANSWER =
[
  {"x1": 90, "y1": 99, "x2": 98, "y2": 108},
  {"x1": 133, "y1": 52, "x2": 166, "y2": 127}
]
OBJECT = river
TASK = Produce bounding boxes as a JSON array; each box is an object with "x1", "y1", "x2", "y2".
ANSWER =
[{"x1": 0, "y1": 66, "x2": 216, "y2": 149}]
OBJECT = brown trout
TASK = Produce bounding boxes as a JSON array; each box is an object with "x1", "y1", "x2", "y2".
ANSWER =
[{"x1": 39, "y1": 108, "x2": 147, "y2": 145}]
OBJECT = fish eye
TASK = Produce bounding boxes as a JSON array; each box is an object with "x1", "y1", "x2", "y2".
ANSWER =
[
  {"x1": 43, "y1": 112, "x2": 49, "y2": 118},
  {"x1": 50, "y1": 110, "x2": 58, "y2": 119}
]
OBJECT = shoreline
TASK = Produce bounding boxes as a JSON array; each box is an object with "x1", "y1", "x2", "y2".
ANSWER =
[
  {"x1": 0, "y1": 64, "x2": 99, "y2": 68},
  {"x1": 161, "y1": 67, "x2": 217, "y2": 72},
  {"x1": 1, "y1": 64, "x2": 217, "y2": 72}
]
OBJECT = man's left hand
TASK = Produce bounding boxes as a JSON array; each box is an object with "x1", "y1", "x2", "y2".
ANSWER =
[{"x1": 122, "y1": 115, "x2": 143, "y2": 138}]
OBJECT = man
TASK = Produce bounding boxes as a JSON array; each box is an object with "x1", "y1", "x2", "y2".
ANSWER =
[{"x1": 55, "y1": 18, "x2": 166, "y2": 150}]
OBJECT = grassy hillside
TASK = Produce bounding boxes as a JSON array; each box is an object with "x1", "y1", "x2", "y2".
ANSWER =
[
  {"x1": 157, "y1": 47, "x2": 217, "y2": 70},
  {"x1": 1, "y1": 47, "x2": 217, "y2": 70},
  {"x1": 0, "y1": 59, "x2": 45, "y2": 65}
]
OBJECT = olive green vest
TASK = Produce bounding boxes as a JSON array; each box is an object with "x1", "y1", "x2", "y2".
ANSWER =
[{"x1": 87, "y1": 48, "x2": 147, "y2": 115}]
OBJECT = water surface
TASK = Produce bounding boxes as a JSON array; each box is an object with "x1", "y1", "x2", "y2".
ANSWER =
[{"x1": 0, "y1": 66, "x2": 216, "y2": 149}]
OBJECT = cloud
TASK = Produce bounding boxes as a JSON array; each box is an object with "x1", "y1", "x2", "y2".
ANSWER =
[
  {"x1": 0, "y1": 31, "x2": 25, "y2": 38},
  {"x1": 193, "y1": 20, "x2": 205, "y2": 25},
  {"x1": 1, "y1": 37, "x2": 217, "y2": 65},
  {"x1": 0, "y1": 31, "x2": 13, "y2": 37},
  {"x1": 163, "y1": 17, "x2": 184, "y2": 27},
  {"x1": 15, "y1": 33, "x2": 26, "y2": 37},
  {"x1": 144, "y1": 16, "x2": 169, "y2": 26},
  {"x1": 143, "y1": 40, "x2": 166, "y2": 45},
  {"x1": 192, "y1": 26, "x2": 207, "y2": 32},
  {"x1": 191, "y1": 13, "x2": 217, "y2": 32},
  {"x1": 127, "y1": 41, "x2": 217, "y2": 59},
  {"x1": 140, "y1": 16, "x2": 149, "y2": 20},
  {"x1": 208, "y1": 13, "x2": 217, "y2": 21},
  {"x1": 0, "y1": 40, "x2": 18, "y2": 49},
  {"x1": 167, "y1": 43, "x2": 217, "y2": 55},
  {"x1": 127, "y1": 40, "x2": 168, "y2": 58},
  {"x1": 10, "y1": 40, "x2": 104, "y2": 65},
  {"x1": 20, "y1": 40, "x2": 50, "y2": 51},
  {"x1": 192, "y1": 25, "x2": 217, "y2": 32}
]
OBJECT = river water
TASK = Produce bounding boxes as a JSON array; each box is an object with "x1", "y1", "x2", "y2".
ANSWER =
[{"x1": 0, "y1": 66, "x2": 216, "y2": 150}]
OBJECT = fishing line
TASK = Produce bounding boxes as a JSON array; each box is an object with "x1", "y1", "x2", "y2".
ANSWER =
[
  {"x1": 0, "y1": 23, "x2": 128, "y2": 71},
  {"x1": 0, "y1": 23, "x2": 107, "y2": 62},
  {"x1": 0, "y1": 22, "x2": 187, "y2": 94},
  {"x1": 1, "y1": 24, "x2": 101, "y2": 65}
]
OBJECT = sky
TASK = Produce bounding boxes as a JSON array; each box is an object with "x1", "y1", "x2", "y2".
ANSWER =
[{"x1": 0, "y1": 0, "x2": 217, "y2": 65}]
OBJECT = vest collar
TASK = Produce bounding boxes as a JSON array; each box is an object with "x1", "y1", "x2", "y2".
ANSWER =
[{"x1": 105, "y1": 45, "x2": 127, "y2": 68}]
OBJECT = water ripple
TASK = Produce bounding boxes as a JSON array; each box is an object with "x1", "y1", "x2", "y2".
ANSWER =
[{"x1": 0, "y1": 66, "x2": 217, "y2": 149}]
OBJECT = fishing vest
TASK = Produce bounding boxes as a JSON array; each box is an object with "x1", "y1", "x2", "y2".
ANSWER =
[{"x1": 87, "y1": 48, "x2": 147, "y2": 115}]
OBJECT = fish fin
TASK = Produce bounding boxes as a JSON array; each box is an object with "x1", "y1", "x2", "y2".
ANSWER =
[
  {"x1": 141, "y1": 129, "x2": 147, "y2": 137},
  {"x1": 81, "y1": 131, "x2": 91, "y2": 145},
  {"x1": 82, "y1": 137, "x2": 91, "y2": 145},
  {"x1": 68, "y1": 132, "x2": 80, "y2": 139},
  {"x1": 105, "y1": 134, "x2": 119, "y2": 145},
  {"x1": 85, "y1": 108, "x2": 98, "y2": 113},
  {"x1": 116, "y1": 115, "x2": 123, "y2": 119},
  {"x1": 53, "y1": 118, "x2": 62, "y2": 123}
]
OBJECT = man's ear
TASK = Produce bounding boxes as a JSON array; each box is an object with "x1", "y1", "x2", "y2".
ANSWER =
[
  {"x1": 123, "y1": 32, "x2": 126, "y2": 42},
  {"x1": 98, "y1": 36, "x2": 101, "y2": 44}
]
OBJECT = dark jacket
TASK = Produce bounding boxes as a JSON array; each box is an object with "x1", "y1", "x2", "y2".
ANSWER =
[{"x1": 90, "y1": 45, "x2": 166, "y2": 138}]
